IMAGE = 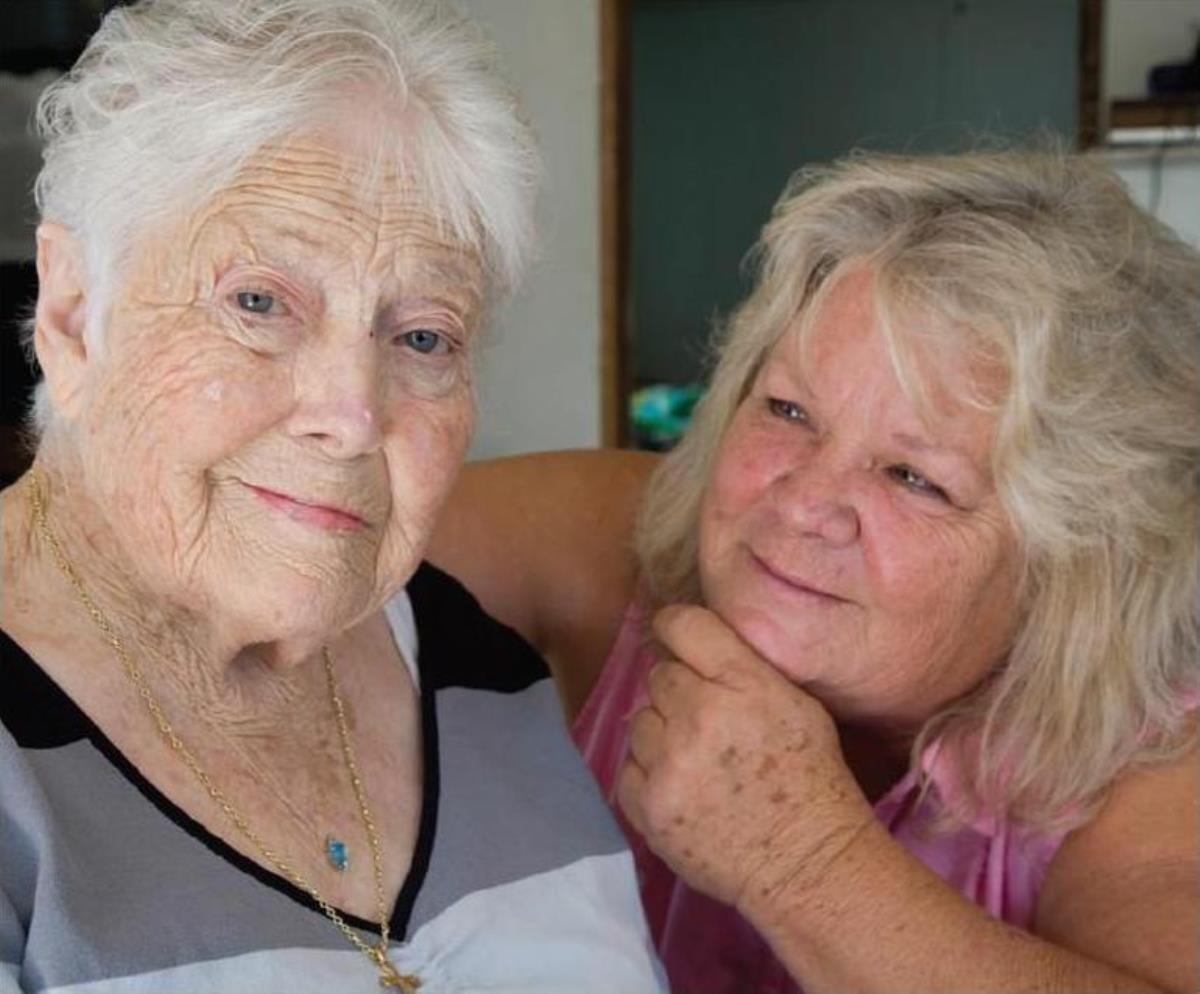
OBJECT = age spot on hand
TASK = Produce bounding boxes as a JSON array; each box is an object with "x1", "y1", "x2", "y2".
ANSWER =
[{"x1": 757, "y1": 755, "x2": 779, "y2": 778}]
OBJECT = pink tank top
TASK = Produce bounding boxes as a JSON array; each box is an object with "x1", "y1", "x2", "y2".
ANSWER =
[{"x1": 572, "y1": 602, "x2": 1068, "y2": 994}]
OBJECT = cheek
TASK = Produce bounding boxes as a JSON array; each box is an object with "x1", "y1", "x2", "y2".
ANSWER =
[
  {"x1": 863, "y1": 516, "x2": 1019, "y2": 663},
  {"x1": 863, "y1": 512, "x2": 975, "y2": 638},
  {"x1": 703, "y1": 419, "x2": 791, "y2": 538},
  {"x1": 372, "y1": 398, "x2": 472, "y2": 585},
  {"x1": 384, "y1": 394, "x2": 474, "y2": 508},
  {"x1": 86, "y1": 324, "x2": 291, "y2": 470}
]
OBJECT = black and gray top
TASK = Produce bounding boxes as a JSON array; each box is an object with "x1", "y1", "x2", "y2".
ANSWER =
[{"x1": 0, "y1": 563, "x2": 665, "y2": 993}]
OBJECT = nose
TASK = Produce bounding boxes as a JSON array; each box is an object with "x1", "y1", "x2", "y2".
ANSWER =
[
  {"x1": 287, "y1": 340, "x2": 384, "y2": 460},
  {"x1": 771, "y1": 450, "x2": 861, "y2": 548}
]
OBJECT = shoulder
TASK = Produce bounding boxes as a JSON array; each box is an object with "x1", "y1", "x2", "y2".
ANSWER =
[
  {"x1": 1034, "y1": 733, "x2": 1198, "y2": 992},
  {"x1": 436, "y1": 450, "x2": 659, "y2": 572},
  {"x1": 406, "y1": 561, "x2": 550, "y2": 693},
  {"x1": 430, "y1": 449, "x2": 660, "y2": 716}
]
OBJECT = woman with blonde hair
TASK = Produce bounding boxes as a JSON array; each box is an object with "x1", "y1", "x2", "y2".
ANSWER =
[{"x1": 433, "y1": 147, "x2": 1199, "y2": 993}]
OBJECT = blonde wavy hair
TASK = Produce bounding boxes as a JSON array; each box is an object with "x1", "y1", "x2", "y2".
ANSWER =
[{"x1": 636, "y1": 148, "x2": 1200, "y2": 831}]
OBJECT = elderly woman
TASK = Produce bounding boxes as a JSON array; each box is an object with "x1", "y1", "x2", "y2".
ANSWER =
[
  {"x1": 0, "y1": 2, "x2": 667, "y2": 992},
  {"x1": 432, "y1": 149, "x2": 1200, "y2": 993}
]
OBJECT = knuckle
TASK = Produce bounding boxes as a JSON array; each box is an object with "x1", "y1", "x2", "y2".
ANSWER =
[{"x1": 639, "y1": 780, "x2": 683, "y2": 837}]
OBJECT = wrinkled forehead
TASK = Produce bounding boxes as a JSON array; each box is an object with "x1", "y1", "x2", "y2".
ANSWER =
[
  {"x1": 770, "y1": 262, "x2": 1010, "y2": 422},
  {"x1": 131, "y1": 129, "x2": 486, "y2": 315},
  {"x1": 226, "y1": 131, "x2": 476, "y2": 255}
]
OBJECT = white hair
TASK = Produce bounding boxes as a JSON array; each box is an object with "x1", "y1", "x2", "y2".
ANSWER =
[{"x1": 28, "y1": 0, "x2": 539, "y2": 428}]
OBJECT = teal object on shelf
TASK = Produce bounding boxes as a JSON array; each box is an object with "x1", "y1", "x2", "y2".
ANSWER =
[{"x1": 631, "y1": 383, "x2": 704, "y2": 450}]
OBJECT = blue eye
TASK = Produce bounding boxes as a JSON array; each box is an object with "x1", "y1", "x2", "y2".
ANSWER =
[
  {"x1": 767, "y1": 397, "x2": 808, "y2": 423},
  {"x1": 235, "y1": 290, "x2": 278, "y2": 315},
  {"x1": 400, "y1": 329, "x2": 450, "y2": 355},
  {"x1": 889, "y1": 465, "x2": 949, "y2": 501}
]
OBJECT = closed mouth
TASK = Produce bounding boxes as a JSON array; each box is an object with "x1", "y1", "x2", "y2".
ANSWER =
[
  {"x1": 750, "y1": 552, "x2": 848, "y2": 603},
  {"x1": 242, "y1": 482, "x2": 367, "y2": 531}
]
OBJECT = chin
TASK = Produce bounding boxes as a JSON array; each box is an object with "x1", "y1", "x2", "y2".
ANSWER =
[
  {"x1": 708, "y1": 596, "x2": 820, "y2": 686},
  {"x1": 212, "y1": 567, "x2": 373, "y2": 648}
]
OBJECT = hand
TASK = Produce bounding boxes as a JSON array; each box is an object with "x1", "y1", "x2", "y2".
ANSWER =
[{"x1": 616, "y1": 604, "x2": 876, "y2": 921}]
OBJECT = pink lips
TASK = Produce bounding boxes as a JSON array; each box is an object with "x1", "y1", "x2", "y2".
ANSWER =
[
  {"x1": 750, "y1": 552, "x2": 847, "y2": 603},
  {"x1": 245, "y1": 483, "x2": 366, "y2": 532}
]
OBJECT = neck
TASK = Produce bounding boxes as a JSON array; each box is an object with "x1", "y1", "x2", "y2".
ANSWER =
[
  {"x1": 2, "y1": 452, "x2": 323, "y2": 731},
  {"x1": 836, "y1": 720, "x2": 915, "y2": 803}
]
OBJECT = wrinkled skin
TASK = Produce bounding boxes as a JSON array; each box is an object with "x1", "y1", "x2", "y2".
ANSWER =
[
  {"x1": 40, "y1": 129, "x2": 483, "y2": 671},
  {"x1": 619, "y1": 266, "x2": 1023, "y2": 911},
  {"x1": 619, "y1": 604, "x2": 875, "y2": 915}
]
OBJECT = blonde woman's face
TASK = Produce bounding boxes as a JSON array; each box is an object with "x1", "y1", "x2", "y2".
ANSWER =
[{"x1": 697, "y1": 266, "x2": 1022, "y2": 731}]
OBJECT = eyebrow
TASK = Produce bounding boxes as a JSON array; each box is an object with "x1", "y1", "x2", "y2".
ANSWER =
[
  {"x1": 407, "y1": 256, "x2": 483, "y2": 294},
  {"x1": 891, "y1": 432, "x2": 971, "y2": 460},
  {"x1": 768, "y1": 360, "x2": 984, "y2": 475},
  {"x1": 237, "y1": 222, "x2": 481, "y2": 298}
]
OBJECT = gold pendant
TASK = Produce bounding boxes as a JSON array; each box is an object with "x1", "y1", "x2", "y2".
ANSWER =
[{"x1": 373, "y1": 947, "x2": 421, "y2": 991}]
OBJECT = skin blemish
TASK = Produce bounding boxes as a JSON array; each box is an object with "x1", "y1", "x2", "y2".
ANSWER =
[
  {"x1": 757, "y1": 754, "x2": 779, "y2": 777},
  {"x1": 769, "y1": 789, "x2": 789, "y2": 805},
  {"x1": 719, "y1": 745, "x2": 739, "y2": 766}
]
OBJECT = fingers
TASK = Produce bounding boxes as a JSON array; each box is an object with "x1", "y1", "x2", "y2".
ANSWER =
[
  {"x1": 628, "y1": 706, "x2": 665, "y2": 770},
  {"x1": 651, "y1": 604, "x2": 757, "y2": 683},
  {"x1": 645, "y1": 659, "x2": 700, "y2": 718}
]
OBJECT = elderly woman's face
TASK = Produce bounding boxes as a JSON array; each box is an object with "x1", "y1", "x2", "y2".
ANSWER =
[
  {"x1": 698, "y1": 267, "x2": 1021, "y2": 729},
  {"x1": 65, "y1": 130, "x2": 482, "y2": 646}
]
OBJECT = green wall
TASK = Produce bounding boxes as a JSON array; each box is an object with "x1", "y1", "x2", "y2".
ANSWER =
[{"x1": 631, "y1": 0, "x2": 1080, "y2": 384}]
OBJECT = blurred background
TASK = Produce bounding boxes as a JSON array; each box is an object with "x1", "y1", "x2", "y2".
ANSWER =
[{"x1": 2, "y1": 0, "x2": 1198, "y2": 480}]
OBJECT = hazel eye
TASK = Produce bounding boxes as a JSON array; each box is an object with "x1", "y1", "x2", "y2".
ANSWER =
[
  {"x1": 399, "y1": 329, "x2": 451, "y2": 356},
  {"x1": 234, "y1": 290, "x2": 279, "y2": 315},
  {"x1": 889, "y1": 464, "x2": 949, "y2": 501},
  {"x1": 767, "y1": 397, "x2": 808, "y2": 423}
]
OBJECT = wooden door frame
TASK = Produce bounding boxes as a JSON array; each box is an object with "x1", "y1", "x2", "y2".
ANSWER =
[{"x1": 600, "y1": 0, "x2": 631, "y2": 447}]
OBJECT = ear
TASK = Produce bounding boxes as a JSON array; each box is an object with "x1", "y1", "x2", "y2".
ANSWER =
[{"x1": 33, "y1": 221, "x2": 92, "y2": 420}]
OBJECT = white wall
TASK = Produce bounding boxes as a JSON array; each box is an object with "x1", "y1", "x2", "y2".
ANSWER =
[
  {"x1": 456, "y1": 0, "x2": 603, "y2": 459},
  {"x1": 1102, "y1": 148, "x2": 1200, "y2": 248},
  {"x1": 1104, "y1": 0, "x2": 1200, "y2": 101},
  {"x1": 1100, "y1": 0, "x2": 1200, "y2": 248}
]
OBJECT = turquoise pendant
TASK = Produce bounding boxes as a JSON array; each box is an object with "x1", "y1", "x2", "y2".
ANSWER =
[{"x1": 325, "y1": 835, "x2": 349, "y2": 872}]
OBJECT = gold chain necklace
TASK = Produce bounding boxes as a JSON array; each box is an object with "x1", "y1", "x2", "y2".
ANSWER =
[{"x1": 28, "y1": 474, "x2": 420, "y2": 992}]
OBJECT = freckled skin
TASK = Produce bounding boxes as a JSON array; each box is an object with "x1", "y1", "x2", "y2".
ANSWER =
[
  {"x1": 697, "y1": 266, "x2": 1022, "y2": 730},
  {"x1": 68, "y1": 132, "x2": 484, "y2": 660}
]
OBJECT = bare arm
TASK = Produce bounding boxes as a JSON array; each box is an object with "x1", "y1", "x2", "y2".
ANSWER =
[
  {"x1": 429, "y1": 449, "x2": 659, "y2": 717},
  {"x1": 1033, "y1": 740, "x2": 1198, "y2": 992},
  {"x1": 621, "y1": 606, "x2": 1197, "y2": 994},
  {"x1": 745, "y1": 742, "x2": 1198, "y2": 993}
]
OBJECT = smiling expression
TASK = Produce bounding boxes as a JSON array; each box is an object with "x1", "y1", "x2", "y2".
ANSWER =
[
  {"x1": 697, "y1": 266, "x2": 1023, "y2": 730},
  {"x1": 69, "y1": 128, "x2": 484, "y2": 648}
]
